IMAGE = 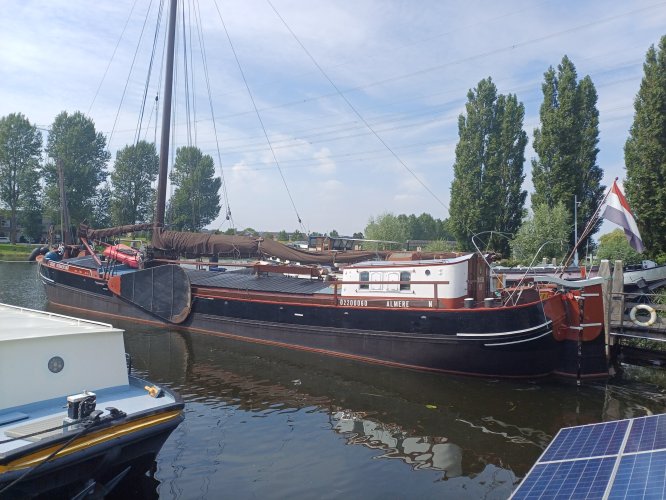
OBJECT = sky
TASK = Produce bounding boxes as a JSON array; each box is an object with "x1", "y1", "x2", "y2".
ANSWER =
[{"x1": 0, "y1": 0, "x2": 664, "y2": 237}]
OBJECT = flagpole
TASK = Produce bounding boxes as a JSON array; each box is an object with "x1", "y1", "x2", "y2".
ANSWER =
[{"x1": 559, "y1": 178, "x2": 616, "y2": 275}]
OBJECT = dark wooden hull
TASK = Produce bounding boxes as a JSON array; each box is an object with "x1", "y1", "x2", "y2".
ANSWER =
[
  {"x1": 0, "y1": 383, "x2": 183, "y2": 499},
  {"x1": 39, "y1": 262, "x2": 607, "y2": 379}
]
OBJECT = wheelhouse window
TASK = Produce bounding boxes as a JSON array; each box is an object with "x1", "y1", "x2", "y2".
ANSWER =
[
  {"x1": 359, "y1": 271, "x2": 369, "y2": 290},
  {"x1": 400, "y1": 271, "x2": 411, "y2": 291}
]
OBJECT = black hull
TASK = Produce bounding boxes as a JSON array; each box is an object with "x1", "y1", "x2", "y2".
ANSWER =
[
  {"x1": 0, "y1": 412, "x2": 183, "y2": 499},
  {"x1": 39, "y1": 264, "x2": 606, "y2": 379}
]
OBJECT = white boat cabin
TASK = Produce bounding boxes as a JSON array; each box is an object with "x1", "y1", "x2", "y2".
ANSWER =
[
  {"x1": 0, "y1": 304, "x2": 129, "y2": 411},
  {"x1": 339, "y1": 254, "x2": 480, "y2": 301}
]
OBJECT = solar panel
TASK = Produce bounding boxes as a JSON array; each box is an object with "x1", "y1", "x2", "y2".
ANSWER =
[{"x1": 511, "y1": 413, "x2": 666, "y2": 499}]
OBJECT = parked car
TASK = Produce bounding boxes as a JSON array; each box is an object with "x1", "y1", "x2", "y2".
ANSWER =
[{"x1": 0, "y1": 237, "x2": 10, "y2": 244}]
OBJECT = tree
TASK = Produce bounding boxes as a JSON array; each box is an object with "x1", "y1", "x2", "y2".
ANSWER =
[
  {"x1": 449, "y1": 77, "x2": 527, "y2": 254},
  {"x1": 364, "y1": 212, "x2": 408, "y2": 242},
  {"x1": 510, "y1": 202, "x2": 571, "y2": 265},
  {"x1": 44, "y1": 111, "x2": 110, "y2": 227},
  {"x1": 0, "y1": 113, "x2": 42, "y2": 243},
  {"x1": 531, "y1": 56, "x2": 604, "y2": 254},
  {"x1": 91, "y1": 183, "x2": 112, "y2": 229},
  {"x1": 352, "y1": 232, "x2": 364, "y2": 239},
  {"x1": 329, "y1": 229, "x2": 339, "y2": 238},
  {"x1": 597, "y1": 229, "x2": 643, "y2": 266},
  {"x1": 624, "y1": 35, "x2": 666, "y2": 256},
  {"x1": 292, "y1": 229, "x2": 304, "y2": 241},
  {"x1": 168, "y1": 146, "x2": 221, "y2": 231},
  {"x1": 110, "y1": 141, "x2": 159, "y2": 226},
  {"x1": 277, "y1": 230, "x2": 289, "y2": 241}
]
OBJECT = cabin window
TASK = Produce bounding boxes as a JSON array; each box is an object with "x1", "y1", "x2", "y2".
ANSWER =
[
  {"x1": 387, "y1": 272, "x2": 399, "y2": 291},
  {"x1": 370, "y1": 272, "x2": 383, "y2": 290},
  {"x1": 400, "y1": 271, "x2": 411, "y2": 291},
  {"x1": 359, "y1": 271, "x2": 369, "y2": 290}
]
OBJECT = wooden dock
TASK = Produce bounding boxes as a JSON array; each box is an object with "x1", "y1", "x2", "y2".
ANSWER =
[{"x1": 599, "y1": 260, "x2": 666, "y2": 367}]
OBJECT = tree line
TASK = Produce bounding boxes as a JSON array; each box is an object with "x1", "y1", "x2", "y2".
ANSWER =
[
  {"x1": 0, "y1": 111, "x2": 222, "y2": 243},
  {"x1": 1, "y1": 37, "x2": 664, "y2": 262},
  {"x1": 364, "y1": 36, "x2": 666, "y2": 263}
]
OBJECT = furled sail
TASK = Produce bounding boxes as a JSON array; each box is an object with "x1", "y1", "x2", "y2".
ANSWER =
[{"x1": 151, "y1": 228, "x2": 386, "y2": 264}]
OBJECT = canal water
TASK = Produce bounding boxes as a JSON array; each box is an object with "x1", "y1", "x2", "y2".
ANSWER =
[{"x1": 2, "y1": 261, "x2": 666, "y2": 499}]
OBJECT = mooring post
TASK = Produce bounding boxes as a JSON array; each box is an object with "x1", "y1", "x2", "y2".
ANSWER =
[
  {"x1": 599, "y1": 259, "x2": 611, "y2": 359},
  {"x1": 612, "y1": 260, "x2": 624, "y2": 327}
]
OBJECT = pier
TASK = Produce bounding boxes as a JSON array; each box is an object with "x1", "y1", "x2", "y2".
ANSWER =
[{"x1": 599, "y1": 260, "x2": 666, "y2": 368}]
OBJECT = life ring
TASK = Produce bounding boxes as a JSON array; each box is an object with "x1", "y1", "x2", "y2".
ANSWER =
[{"x1": 630, "y1": 304, "x2": 657, "y2": 327}]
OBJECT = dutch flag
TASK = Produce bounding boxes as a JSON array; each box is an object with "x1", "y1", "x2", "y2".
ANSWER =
[{"x1": 601, "y1": 179, "x2": 645, "y2": 253}]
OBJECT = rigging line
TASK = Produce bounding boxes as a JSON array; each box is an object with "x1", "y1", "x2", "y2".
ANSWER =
[
  {"x1": 193, "y1": 0, "x2": 234, "y2": 227},
  {"x1": 87, "y1": 0, "x2": 139, "y2": 116},
  {"x1": 212, "y1": 0, "x2": 307, "y2": 234},
  {"x1": 108, "y1": 0, "x2": 155, "y2": 151},
  {"x1": 181, "y1": 0, "x2": 192, "y2": 148},
  {"x1": 187, "y1": 0, "x2": 198, "y2": 145},
  {"x1": 134, "y1": 0, "x2": 165, "y2": 146},
  {"x1": 265, "y1": 0, "x2": 448, "y2": 215}
]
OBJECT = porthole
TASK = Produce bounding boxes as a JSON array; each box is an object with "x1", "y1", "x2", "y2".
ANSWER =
[{"x1": 48, "y1": 356, "x2": 65, "y2": 374}]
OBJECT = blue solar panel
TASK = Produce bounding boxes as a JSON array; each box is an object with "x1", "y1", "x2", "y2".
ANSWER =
[
  {"x1": 512, "y1": 414, "x2": 666, "y2": 500},
  {"x1": 608, "y1": 450, "x2": 666, "y2": 499},
  {"x1": 511, "y1": 457, "x2": 615, "y2": 500},
  {"x1": 541, "y1": 420, "x2": 628, "y2": 462},
  {"x1": 624, "y1": 413, "x2": 666, "y2": 453}
]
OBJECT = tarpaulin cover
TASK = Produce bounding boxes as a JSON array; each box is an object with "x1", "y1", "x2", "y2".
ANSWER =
[{"x1": 151, "y1": 229, "x2": 387, "y2": 264}]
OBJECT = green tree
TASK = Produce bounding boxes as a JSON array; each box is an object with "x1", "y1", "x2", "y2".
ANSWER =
[
  {"x1": 168, "y1": 146, "x2": 221, "y2": 231},
  {"x1": 329, "y1": 229, "x2": 339, "y2": 238},
  {"x1": 352, "y1": 232, "x2": 364, "y2": 239},
  {"x1": 597, "y1": 229, "x2": 643, "y2": 266},
  {"x1": 44, "y1": 111, "x2": 110, "y2": 227},
  {"x1": 110, "y1": 141, "x2": 159, "y2": 225},
  {"x1": 292, "y1": 229, "x2": 304, "y2": 241},
  {"x1": 92, "y1": 183, "x2": 112, "y2": 228},
  {"x1": 510, "y1": 202, "x2": 571, "y2": 265},
  {"x1": 0, "y1": 113, "x2": 42, "y2": 243},
  {"x1": 531, "y1": 56, "x2": 604, "y2": 253},
  {"x1": 625, "y1": 35, "x2": 666, "y2": 256},
  {"x1": 364, "y1": 212, "x2": 408, "y2": 242},
  {"x1": 277, "y1": 230, "x2": 289, "y2": 241},
  {"x1": 449, "y1": 77, "x2": 527, "y2": 254}
]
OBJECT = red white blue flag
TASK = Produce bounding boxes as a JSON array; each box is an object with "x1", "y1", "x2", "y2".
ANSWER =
[{"x1": 601, "y1": 180, "x2": 645, "y2": 253}]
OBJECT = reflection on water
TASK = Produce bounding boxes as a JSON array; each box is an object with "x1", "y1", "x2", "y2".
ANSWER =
[{"x1": 2, "y1": 262, "x2": 666, "y2": 499}]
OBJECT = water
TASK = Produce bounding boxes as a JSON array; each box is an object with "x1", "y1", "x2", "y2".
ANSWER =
[{"x1": 2, "y1": 261, "x2": 666, "y2": 498}]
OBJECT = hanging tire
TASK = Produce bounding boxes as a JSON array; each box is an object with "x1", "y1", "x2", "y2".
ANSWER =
[
  {"x1": 28, "y1": 246, "x2": 48, "y2": 261},
  {"x1": 630, "y1": 304, "x2": 657, "y2": 327}
]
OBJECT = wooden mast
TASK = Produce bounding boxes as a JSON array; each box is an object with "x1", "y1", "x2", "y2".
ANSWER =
[{"x1": 154, "y1": 0, "x2": 178, "y2": 232}]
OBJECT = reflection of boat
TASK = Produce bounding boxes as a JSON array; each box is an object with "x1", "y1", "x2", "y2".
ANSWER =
[
  {"x1": 332, "y1": 410, "x2": 464, "y2": 477},
  {"x1": 38, "y1": 0, "x2": 608, "y2": 380},
  {"x1": 121, "y1": 326, "x2": 617, "y2": 469},
  {"x1": 0, "y1": 303, "x2": 183, "y2": 498}
]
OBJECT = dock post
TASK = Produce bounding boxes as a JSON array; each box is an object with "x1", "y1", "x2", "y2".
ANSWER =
[
  {"x1": 599, "y1": 260, "x2": 611, "y2": 359},
  {"x1": 611, "y1": 260, "x2": 624, "y2": 328}
]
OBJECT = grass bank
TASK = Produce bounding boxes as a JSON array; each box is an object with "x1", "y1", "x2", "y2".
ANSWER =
[{"x1": 0, "y1": 244, "x2": 41, "y2": 261}]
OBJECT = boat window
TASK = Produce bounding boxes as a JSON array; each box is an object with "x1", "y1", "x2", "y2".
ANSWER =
[
  {"x1": 370, "y1": 272, "x2": 383, "y2": 291},
  {"x1": 400, "y1": 271, "x2": 411, "y2": 291},
  {"x1": 387, "y1": 272, "x2": 400, "y2": 291},
  {"x1": 359, "y1": 271, "x2": 369, "y2": 289}
]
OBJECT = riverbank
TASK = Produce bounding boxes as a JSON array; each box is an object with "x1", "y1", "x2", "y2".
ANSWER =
[{"x1": 0, "y1": 244, "x2": 39, "y2": 261}]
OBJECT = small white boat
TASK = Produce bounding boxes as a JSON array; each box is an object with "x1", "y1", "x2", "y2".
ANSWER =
[{"x1": 0, "y1": 303, "x2": 183, "y2": 498}]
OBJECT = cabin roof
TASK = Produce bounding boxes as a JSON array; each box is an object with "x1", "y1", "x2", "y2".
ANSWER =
[
  {"x1": 0, "y1": 304, "x2": 122, "y2": 342},
  {"x1": 186, "y1": 268, "x2": 332, "y2": 294},
  {"x1": 348, "y1": 254, "x2": 474, "y2": 268}
]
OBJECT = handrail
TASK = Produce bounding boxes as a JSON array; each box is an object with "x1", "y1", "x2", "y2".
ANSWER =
[{"x1": 0, "y1": 302, "x2": 115, "y2": 329}]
